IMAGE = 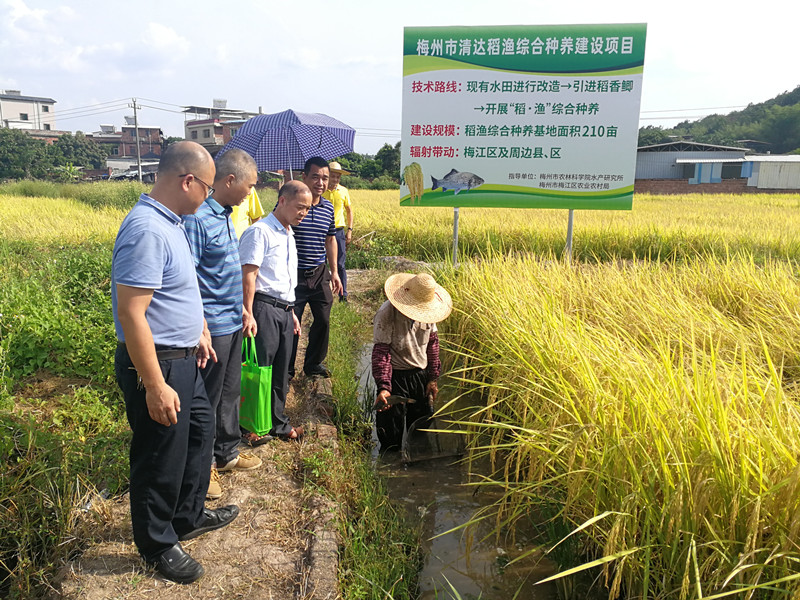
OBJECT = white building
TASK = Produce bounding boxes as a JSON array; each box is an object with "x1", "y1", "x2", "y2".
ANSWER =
[
  {"x1": 636, "y1": 141, "x2": 748, "y2": 180},
  {"x1": 676, "y1": 155, "x2": 800, "y2": 190},
  {"x1": 0, "y1": 90, "x2": 57, "y2": 130}
]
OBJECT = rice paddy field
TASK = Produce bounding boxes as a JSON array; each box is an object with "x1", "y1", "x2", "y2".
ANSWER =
[
  {"x1": 4, "y1": 183, "x2": 800, "y2": 598},
  {"x1": 354, "y1": 189, "x2": 800, "y2": 597}
]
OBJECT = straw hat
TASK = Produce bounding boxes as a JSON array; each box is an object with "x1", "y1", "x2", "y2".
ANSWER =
[
  {"x1": 384, "y1": 273, "x2": 452, "y2": 323},
  {"x1": 328, "y1": 161, "x2": 351, "y2": 175}
]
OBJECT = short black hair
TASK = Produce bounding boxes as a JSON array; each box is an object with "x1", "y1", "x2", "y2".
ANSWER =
[
  {"x1": 303, "y1": 156, "x2": 329, "y2": 175},
  {"x1": 278, "y1": 180, "x2": 310, "y2": 199},
  {"x1": 214, "y1": 148, "x2": 257, "y2": 183},
  {"x1": 157, "y1": 141, "x2": 209, "y2": 176}
]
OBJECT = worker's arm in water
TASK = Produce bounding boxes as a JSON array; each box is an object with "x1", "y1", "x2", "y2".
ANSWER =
[
  {"x1": 372, "y1": 342, "x2": 392, "y2": 411},
  {"x1": 425, "y1": 331, "x2": 441, "y2": 405}
]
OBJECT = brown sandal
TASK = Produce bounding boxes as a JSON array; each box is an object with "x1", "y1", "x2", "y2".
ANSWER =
[{"x1": 276, "y1": 426, "x2": 304, "y2": 442}]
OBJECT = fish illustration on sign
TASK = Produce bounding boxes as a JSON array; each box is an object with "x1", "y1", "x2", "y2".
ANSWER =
[{"x1": 430, "y1": 169, "x2": 485, "y2": 195}]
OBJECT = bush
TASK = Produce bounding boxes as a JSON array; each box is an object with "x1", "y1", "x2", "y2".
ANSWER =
[
  {"x1": 368, "y1": 175, "x2": 399, "y2": 190},
  {"x1": 0, "y1": 180, "x2": 63, "y2": 198},
  {"x1": 339, "y1": 175, "x2": 399, "y2": 191},
  {"x1": 340, "y1": 175, "x2": 371, "y2": 190},
  {"x1": 65, "y1": 181, "x2": 145, "y2": 210}
]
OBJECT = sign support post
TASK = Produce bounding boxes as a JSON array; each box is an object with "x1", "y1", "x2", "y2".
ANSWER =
[
  {"x1": 452, "y1": 207, "x2": 460, "y2": 267},
  {"x1": 565, "y1": 209, "x2": 574, "y2": 263}
]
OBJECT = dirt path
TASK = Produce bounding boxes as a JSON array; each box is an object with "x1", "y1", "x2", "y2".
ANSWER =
[
  {"x1": 52, "y1": 270, "x2": 389, "y2": 600},
  {"x1": 54, "y1": 375, "x2": 339, "y2": 600},
  {"x1": 54, "y1": 347, "x2": 347, "y2": 599}
]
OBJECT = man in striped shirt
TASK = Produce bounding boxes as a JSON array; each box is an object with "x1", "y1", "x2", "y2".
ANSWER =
[
  {"x1": 289, "y1": 157, "x2": 343, "y2": 379},
  {"x1": 184, "y1": 149, "x2": 263, "y2": 500}
]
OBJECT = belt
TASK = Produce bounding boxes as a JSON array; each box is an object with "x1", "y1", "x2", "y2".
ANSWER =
[
  {"x1": 334, "y1": 226, "x2": 345, "y2": 231},
  {"x1": 254, "y1": 291, "x2": 295, "y2": 311},
  {"x1": 117, "y1": 342, "x2": 199, "y2": 361},
  {"x1": 299, "y1": 264, "x2": 325, "y2": 278}
]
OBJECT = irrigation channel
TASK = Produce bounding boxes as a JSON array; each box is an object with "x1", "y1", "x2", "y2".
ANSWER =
[{"x1": 358, "y1": 346, "x2": 561, "y2": 599}]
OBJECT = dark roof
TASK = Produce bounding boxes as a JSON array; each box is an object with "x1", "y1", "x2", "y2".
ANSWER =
[
  {"x1": 638, "y1": 141, "x2": 747, "y2": 152},
  {"x1": 0, "y1": 93, "x2": 56, "y2": 104}
]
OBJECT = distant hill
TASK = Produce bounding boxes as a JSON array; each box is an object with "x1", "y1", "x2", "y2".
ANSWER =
[{"x1": 639, "y1": 85, "x2": 800, "y2": 154}]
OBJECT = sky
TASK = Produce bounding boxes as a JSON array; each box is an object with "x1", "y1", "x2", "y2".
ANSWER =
[{"x1": 1, "y1": 0, "x2": 797, "y2": 155}]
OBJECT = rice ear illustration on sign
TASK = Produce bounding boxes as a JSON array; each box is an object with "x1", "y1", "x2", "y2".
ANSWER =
[{"x1": 402, "y1": 162, "x2": 424, "y2": 204}]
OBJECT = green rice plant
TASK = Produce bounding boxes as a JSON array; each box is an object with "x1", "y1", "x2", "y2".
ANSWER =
[
  {"x1": 0, "y1": 231, "x2": 133, "y2": 597},
  {"x1": 336, "y1": 441, "x2": 422, "y2": 600},
  {"x1": 328, "y1": 302, "x2": 373, "y2": 438},
  {"x1": 432, "y1": 254, "x2": 800, "y2": 598},
  {"x1": 0, "y1": 407, "x2": 127, "y2": 599},
  {"x1": 0, "y1": 240, "x2": 116, "y2": 386}
]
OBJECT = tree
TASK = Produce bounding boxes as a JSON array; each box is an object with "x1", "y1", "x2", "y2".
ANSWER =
[
  {"x1": 637, "y1": 125, "x2": 670, "y2": 147},
  {"x1": 375, "y1": 141, "x2": 401, "y2": 180},
  {"x1": 0, "y1": 128, "x2": 54, "y2": 179},
  {"x1": 51, "y1": 133, "x2": 108, "y2": 169},
  {"x1": 163, "y1": 136, "x2": 184, "y2": 150},
  {"x1": 358, "y1": 158, "x2": 383, "y2": 179}
]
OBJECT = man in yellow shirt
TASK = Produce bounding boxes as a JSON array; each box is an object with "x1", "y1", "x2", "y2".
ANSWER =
[
  {"x1": 230, "y1": 187, "x2": 265, "y2": 238},
  {"x1": 322, "y1": 161, "x2": 353, "y2": 301}
]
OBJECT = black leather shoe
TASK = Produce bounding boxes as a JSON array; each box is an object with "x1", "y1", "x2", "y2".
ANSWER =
[
  {"x1": 304, "y1": 365, "x2": 331, "y2": 378},
  {"x1": 178, "y1": 505, "x2": 240, "y2": 541},
  {"x1": 145, "y1": 543, "x2": 204, "y2": 584}
]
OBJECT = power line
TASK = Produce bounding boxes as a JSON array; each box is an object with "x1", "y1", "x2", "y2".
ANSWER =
[
  {"x1": 54, "y1": 107, "x2": 132, "y2": 122},
  {"x1": 137, "y1": 97, "x2": 184, "y2": 108},
  {"x1": 51, "y1": 98, "x2": 130, "y2": 117},
  {"x1": 138, "y1": 103, "x2": 187, "y2": 114}
]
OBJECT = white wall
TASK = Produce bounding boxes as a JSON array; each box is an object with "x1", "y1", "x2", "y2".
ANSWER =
[
  {"x1": 757, "y1": 162, "x2": 800, "y2": 189},
  {"x1": 0, "y1": 98, "x2": 56, "y2": 129}
]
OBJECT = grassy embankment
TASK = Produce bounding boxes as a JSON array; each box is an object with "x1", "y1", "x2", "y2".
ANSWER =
[
  {"x1": 0, "y1": 182, "x2": 419, "y2": 600},
  {"x1": 352, "y1": 189, "x2": 800, "y2": 598}
]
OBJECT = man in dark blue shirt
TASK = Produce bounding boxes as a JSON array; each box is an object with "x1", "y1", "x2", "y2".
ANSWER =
[{"x1": 289, "y1": 157, "x2": 342, "y2": 379}]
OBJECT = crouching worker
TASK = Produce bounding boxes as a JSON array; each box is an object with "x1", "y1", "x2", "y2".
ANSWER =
[{"x1": 372, "y1": 273, "x2": 452, "y2": 451}]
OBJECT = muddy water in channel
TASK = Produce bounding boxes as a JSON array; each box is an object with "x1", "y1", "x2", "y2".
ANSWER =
[{"x1": 359, "y1": 346, "x2": 559, "y2": 599}]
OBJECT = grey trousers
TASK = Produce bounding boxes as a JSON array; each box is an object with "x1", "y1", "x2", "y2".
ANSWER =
[{"x1": 201, "y1": 329, "x2": 243, "y2": 466}]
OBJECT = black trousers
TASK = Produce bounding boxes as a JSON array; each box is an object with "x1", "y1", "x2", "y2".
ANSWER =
[
  {"x1": 375, "y1": 368, "x2": 432, "y2": 451},
  {"x1": 290, "y1": 264, "x2": 333, "y2": 377},
  {"x1": 201, "y1": 329, "x2": 243, "y2": 466},
  {"x1": 252, "y1": 298, "x2": 294, "y2": 436},
  {"x1": 334, "y1": 228, "x2": 348, "y2": 299},
  {"x1": 115, "y1": 345, "x2": 213, "y2": 560}
]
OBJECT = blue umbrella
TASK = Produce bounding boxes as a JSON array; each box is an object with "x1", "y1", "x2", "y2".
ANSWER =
[{"x1": 219, "y1": 109, "x2": 355, "y2": 173}]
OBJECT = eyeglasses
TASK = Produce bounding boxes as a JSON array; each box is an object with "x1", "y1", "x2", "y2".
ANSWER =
[{"x1": 180, "y1": 173, "x2": 215, "y2": 197}]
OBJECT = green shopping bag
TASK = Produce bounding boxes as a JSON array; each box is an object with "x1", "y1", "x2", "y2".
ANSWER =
[{"x1": 240, "y1": 336, "x2": 272, "y2": 436}]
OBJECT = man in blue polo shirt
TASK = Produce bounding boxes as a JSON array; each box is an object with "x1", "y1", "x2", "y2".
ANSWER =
[
  {"x1": 113, "y1": 142, "x2": 238, "y2": 584},
  {"x1": 288, "y1": 157, "x2": 343, "y2": 379},
  {"x1": 184, "y1": 148, "x2": 263, "y2": 501}
]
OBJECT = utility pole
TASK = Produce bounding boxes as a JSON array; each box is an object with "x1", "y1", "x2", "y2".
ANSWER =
[{"x1": 129, "y1": 98, "x2": 143, "y2": 183}]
